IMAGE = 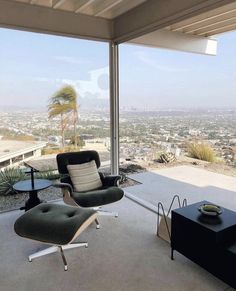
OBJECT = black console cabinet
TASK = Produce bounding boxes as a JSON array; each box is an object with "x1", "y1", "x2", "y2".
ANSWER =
[{"x1": 171, "y1": 201, "x2": 236, "y2": 289}]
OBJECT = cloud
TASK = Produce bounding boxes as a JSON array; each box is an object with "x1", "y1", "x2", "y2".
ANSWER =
[
  {"x1": 61, "y1": 66, "x2": 109, "y2": 99},
  {"x1": 33, "y1": 66, "x2": 109, "y2": 99},
  {"x1": 133, "y1": 51, "x2": 188, "y2": 72},
  {"x1": 53, "y1": 56, "x2": 91, "y2": 65}
]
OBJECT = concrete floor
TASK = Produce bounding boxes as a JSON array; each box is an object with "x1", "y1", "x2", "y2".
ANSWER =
[
  {"x1": 127, "y1": 165, "x2": 236, "y2": 211},
  {"x1": 0, "y1": 197, "x2": 233, "y2": 291}
]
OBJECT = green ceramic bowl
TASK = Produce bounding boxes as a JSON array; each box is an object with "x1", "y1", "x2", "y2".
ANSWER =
[{"x1": 198, "y1": 204, "x2": 222, "y2": 216}]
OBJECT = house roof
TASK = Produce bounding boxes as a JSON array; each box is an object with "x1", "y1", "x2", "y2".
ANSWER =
[{"x1": 0, "y1": 140, "x2": 46, "y2": 162}]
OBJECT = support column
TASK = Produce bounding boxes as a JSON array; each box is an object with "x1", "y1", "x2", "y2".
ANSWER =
[{"x1": 109, "y1": 42, "x2": 119, "y2": 175}]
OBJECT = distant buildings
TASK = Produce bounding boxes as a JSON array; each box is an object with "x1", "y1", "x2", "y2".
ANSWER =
[{"x1": 0, "y1": 108, "x2": 236, "y2": 168}]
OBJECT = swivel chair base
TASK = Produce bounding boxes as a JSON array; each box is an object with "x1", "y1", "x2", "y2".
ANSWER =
[
  {"x1": 29, "y1": 242, "x2": 88, "y2": 271},
  {"x1": 14, "y1": 203, "x2": 97, "y2": 271},
  {"x1": 94, "y1": 207, "x2": 119, "y2": 229}
]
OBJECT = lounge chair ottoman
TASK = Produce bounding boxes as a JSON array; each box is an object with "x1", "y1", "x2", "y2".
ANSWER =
[{"x1": 14, "y1": 203, "x2": 97, "y2": 270}]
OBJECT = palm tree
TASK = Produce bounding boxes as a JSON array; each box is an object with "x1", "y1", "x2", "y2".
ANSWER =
[{"x1": 48, "y1": 85, "x2": 79, "y2": 148}]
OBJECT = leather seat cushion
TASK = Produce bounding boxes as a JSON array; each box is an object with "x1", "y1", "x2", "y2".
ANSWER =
[{"x1": 72, "y1": 187, "x2": 124, "y2": 207}]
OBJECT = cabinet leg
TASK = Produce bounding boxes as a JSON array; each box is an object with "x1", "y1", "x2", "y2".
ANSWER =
[{"x1": 171, "y1": 248, "x2": 174, "y2": 260}]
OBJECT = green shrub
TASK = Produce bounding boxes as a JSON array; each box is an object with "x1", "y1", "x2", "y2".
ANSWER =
[
  {"x1": 119, "y1": 173, "x2": 128, "y2": 184},
  {"x1": 0, "y1": 167, "x2": 27, "y2": 196},
  {"x1": 0, "y1": 168, "x2": 63, "y2": 196},
  {"x1": 119, "y1": 164, "x2": 145, "y2": 174},
  {"x1": 34, "y1": 170, "x2": 61, "y2": 181},
  {"x1": 187, "y1": 142, "x2": 216, "y2": 162}
]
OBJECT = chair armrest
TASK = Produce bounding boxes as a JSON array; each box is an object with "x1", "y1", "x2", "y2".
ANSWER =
[
  {"x1": 100, "y1": 174, "x2": 121, "y2": 187},
  {"x1": 53, "y1": 182, "x2": 73, "y2": 195}
]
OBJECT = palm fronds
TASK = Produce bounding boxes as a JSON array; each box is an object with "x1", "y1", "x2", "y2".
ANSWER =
[{"x1": 48, "y1": 85, "x2": 79, "y2": 148}]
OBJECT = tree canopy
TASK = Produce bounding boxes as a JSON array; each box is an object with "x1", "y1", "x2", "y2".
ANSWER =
[{"x1": 48, "y1": 85, "x2": 79, "y2": 147}]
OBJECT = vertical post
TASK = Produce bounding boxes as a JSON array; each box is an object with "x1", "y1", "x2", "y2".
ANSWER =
[
  {"x1": 109, "y1": 42, "x2": 119, "y2": 175},
  {"x1": 30, "y1": 168, "x2": 35, "y2": 189}
]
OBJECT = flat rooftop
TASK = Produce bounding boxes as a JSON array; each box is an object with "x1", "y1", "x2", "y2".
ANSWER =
[{"x1": 0, "y1": 140, "x2": 45, "y2": 159}]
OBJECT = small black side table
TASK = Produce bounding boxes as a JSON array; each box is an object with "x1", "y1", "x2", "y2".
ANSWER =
[
  {"x1": 13, "y1": 179, "x2": 52, "y2": 211},
  {"x1": 171, "y1": 201, "x2": 236, "y2": 289}
]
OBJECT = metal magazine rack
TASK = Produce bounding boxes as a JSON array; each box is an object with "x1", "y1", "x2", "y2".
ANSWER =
[{"x1": 157, "y1": 195, "x2": 187, "y2": 243}]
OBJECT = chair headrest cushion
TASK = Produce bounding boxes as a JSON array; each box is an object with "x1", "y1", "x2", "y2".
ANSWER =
[{"x1": 57, "y1": 150, "x2": 100, "y2": 174}]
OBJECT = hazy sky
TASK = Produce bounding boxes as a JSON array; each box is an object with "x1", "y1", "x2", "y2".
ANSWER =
[{"x1": 0, "y1": 27, "x2": 236, "y2": 109}]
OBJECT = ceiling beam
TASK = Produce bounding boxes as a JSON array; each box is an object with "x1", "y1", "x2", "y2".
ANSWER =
[
  {"x1": 75, "y1": 0, "x2": 96, "y2": 13},
  {"x1": 95, "y1": 0, "x2": 123, "y2": 17},
  {"x1": 0, "y1": 0, "x2": 112, "y2": 41},
  {"x1": 182, "y1": 12, "x2": 236, "y2": 34},
  {"x1": 52, "y1": 0, "x2": 66, "y2": 9},
  {"x1": 101, "y1": 0, "x2": 146, "y2": 20},
  {"x1": 113, "y1": 0, "x2": 236, "y2": 43},
  {"x1": 169, "y1": 2, "x2": 236, "y2": 32},
  {"x1": 205, "y1": 22, "x2": 236, "y2": 35},
  {"x1": 198, "y1": 20, "x2": 236, "y2": 35},
  {"x1": 186, "y1": 15, "x2": 236, "y2": 34}
]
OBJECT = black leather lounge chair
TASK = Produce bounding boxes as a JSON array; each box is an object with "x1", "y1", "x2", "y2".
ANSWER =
[{"x1": 56, "y1": 150, "x2": 124, "y2": 228}]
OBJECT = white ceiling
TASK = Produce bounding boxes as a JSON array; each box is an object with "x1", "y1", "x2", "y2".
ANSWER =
[
  {"x1": 165, "y1": 1, "x2": 236, "y2": 37},
  {"x1": 2, "y1": 0, "x2": 236, "y2": 47},
  {"x1": 14, "y1": 0, "x2": 148, "y2": 19}
]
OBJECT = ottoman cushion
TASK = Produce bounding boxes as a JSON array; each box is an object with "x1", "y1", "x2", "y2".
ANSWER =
[{"x1": 14, "y1": 203, "x2": 96, "y2": 245}]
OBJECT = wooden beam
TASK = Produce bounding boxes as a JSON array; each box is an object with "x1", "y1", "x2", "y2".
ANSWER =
[
  {"x1": 113, "y1": 0, "x2": 236, "y2": 43},
  {"x1": 0, "y1": 0, "x2": 112, "y2": 41}
]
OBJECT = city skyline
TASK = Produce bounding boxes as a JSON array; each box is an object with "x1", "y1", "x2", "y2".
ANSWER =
[{"x1": 0, "y1": 28, "x2": 236, "y2": 109}]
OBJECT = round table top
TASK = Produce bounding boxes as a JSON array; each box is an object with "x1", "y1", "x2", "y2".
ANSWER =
[{"x1": 13, "y1": 179, "x2": 52, "y2": 192}]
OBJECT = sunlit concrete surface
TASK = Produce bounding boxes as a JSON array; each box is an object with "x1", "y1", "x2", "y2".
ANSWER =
[
  {"x1": 0, "y1": 197, "x2": 232, "y2": 291},
  {"x1": 127, "y1": 165, "x2": 236, "y2": 211}
]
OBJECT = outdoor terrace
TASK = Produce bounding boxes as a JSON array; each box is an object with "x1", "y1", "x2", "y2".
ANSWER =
[
  {"x1": 0, "y1": 197, "x2": 233, "y2": 291},
  {"x1": 1, "y1": 0, "x2": 236, "y2": 289},
  {"x1": 1, "y1": 165, "x2": 236, "y2": 291}
]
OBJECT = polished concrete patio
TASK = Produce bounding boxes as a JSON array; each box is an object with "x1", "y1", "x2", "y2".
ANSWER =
[
  {"x1": 0, "y1": 197, "x2": 233, "y2": 291},
  {"x1": 127, "y1": 165, "x2": 236, "y2": 212}
]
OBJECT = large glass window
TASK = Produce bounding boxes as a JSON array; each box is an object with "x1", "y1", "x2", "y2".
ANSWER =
[
  {"x1": 0, "y1": 28, "x2": 110, "y2": 169},
  {"x1": 119, "y1": 32, "x2": 236, "y2": 175}
]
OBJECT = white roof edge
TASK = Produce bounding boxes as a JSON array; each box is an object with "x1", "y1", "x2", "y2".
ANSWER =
[{"x1": 129, "y1": 29, "x2": 217, "y2": 56}]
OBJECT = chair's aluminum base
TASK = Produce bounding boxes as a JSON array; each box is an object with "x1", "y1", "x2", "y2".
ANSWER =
[
  {"x1": 98, "y1": 210, "x2": 119, "y2": 218},
  {"x1": 93, "y1": 209, "x2": 118, "y2": 229},
  {"x1": 28, "y1": 242, "x2": 88, "y2": 271},
  {"x1": 95, "y1": 218, "x2": 100, "y2": 229}
]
